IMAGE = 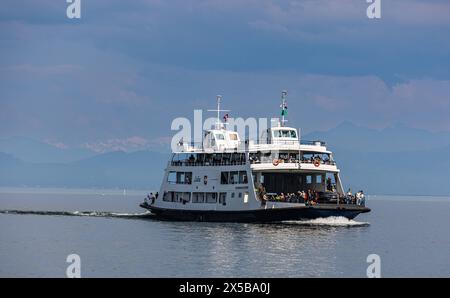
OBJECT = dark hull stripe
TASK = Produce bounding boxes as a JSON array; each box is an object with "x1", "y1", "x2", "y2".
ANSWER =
[{"x1": 140, "y1": 204, "x2": 370, "y2": 223}]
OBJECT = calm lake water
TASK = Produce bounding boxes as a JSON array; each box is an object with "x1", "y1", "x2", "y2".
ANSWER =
[{"x1": 0, "y1": 187, "x2": 449, "y2": 277}]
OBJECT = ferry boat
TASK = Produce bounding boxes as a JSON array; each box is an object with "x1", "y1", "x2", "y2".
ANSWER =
[{"x1": 140, "y1": 92, "x2": 370, "y2": 222}]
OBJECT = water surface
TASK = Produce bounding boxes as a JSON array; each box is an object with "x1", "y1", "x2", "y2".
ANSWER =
[{"x1": 0, "y1": 188, "x2": 449, "y2": 277}]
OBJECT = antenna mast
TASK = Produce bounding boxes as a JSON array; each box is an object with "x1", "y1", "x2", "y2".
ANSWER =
[
  {"x1": 207, "y1": 95, "x2": 230, "y2": 130},
  {"x1": 281, "y1": 90, "x2": 288, "y2": 127},
  {"x1": 216, "y1": 95, "x2": 222, "y2": 129}
]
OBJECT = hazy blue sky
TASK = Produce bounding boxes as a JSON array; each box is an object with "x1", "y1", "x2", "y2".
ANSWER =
[{"x1": 1, "y1": 0, "x2": 450, "y2": 152}]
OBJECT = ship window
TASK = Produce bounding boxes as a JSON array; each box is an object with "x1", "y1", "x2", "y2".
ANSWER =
[
  {"x1": 221, "y1": 172, "x2": 229, "y2": 184},
  {"x1": 230, "y1": 171, "x2": 239, "y2": 184},
  {"x1": 231, "y1": 192, "x2": 235, "y2": 198},
  {"x1": 170, "y1": 172, "x2": 192, "y2": 184},
  {"x1": 185, "y1": 172, "x2": 192, "y2": 184},
  {"x1": 239, "y1": 171, "x2": 248, "y2": 184},
  {"x1": 215, "y1": 133, "x2": 225, "y2": 140},
  {"x1": 229, "y1": 133, "x2": 238, "y2": 141},
  {"x1": 182, "y1": 192, "x2": 191, "y2": 203},
  {"x1": 238, "y1": 192, "x2": 242, "y2": 198},
  {"x1": 192, "y1": 192, "x2": 205, "y2": 203},
  {"x1": 163, "y1": 191, "x2": 170, "y2": 201},
  {"x1": 206, "y1": 192, "x2": 217, "y2": 203},
  {"x1": 243, "y1": 192, "x2": 249, "y2": 203},
  {"x1": 177, "y1": 172, "x2": 185, "y2": 184},
  {"x1": 306, "y1": 175, "x2": 312, "y2": 184},
  {"x1": 219, "y1": 192, "x2": 227, "y2": 205},
  {"x1": 316, "y1": 175, "x2": 322, "y2": 184},
  {"x1": 163, "y1": 191, "x2": 178, "y2": 202},
  {"x1": 167, "y1": 171, "x2": 177, "y2": 184}
]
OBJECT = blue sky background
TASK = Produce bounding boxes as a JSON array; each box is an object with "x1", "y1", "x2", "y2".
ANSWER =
[{"x1": 1, "y1": 0, "x2": 450, "y2": 152}]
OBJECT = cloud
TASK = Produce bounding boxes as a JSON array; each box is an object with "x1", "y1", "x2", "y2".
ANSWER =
[
  {"x1": 82, "y1": 136, "x2": 171, "y2": 153},
  {"x1": 0, "y1": 0, "x2": 449, "y2": 146},
  {"x1": 43, "y1": 139, "x2": 69, "y2": 149},
  {"x1": 2, "y1": 0, "x2": 449, "y2": 80},
  {"x1": 82, "y1": 136, "x2": 150, "y2": 153},
  {"x1": 312, "y1": 95, "x2": 346, "y2": 111}
]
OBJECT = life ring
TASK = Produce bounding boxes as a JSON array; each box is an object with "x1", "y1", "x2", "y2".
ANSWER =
[
  {"x1": 314, "y1": 159, "x2": 321, "y2": 167},
  {"x1": 203, "y1": 175, "x2": 208, "y2": 185},
  {"x1": 272, "y1": 159, "x2": 280, "y2": 166}
]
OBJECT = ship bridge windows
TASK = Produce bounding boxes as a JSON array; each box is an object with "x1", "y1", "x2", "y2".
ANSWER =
[
  {"x1": 220, "y1": 171, "x2": 248, "y2": 184},
  {"x1": 229, "y1": 133, "x2": 238, "y2": 141},
  {"x1": 273, "y1": 129, "x2": 297, "y2": 138},
  {"x1": 167, "y1": 171, "x2": 192, "y2": 184},
  {"x1": 215, "y1": 133, "x2": 225, "y2": 140}
]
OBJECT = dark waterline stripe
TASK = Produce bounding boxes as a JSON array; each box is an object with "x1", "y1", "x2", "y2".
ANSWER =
[{"x1": 0, "y1": 210, "x2": 369, "y2": 226}]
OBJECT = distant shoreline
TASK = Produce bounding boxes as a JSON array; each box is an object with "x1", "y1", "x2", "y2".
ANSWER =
[{"x1": 1, "y1": 186, "x2": 450, "y2": 199}]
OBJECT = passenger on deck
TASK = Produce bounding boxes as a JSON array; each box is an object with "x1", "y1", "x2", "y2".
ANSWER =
[
  {"x1": 297, "y1": 191, "x2": 303, "y2": 203},
  {"x1": 346, "y1": 188, "x2": 353, "y2": 204},
  {"x1": 306, "y1": 190, "x2": 312, "y2": 206},
  {"x1": 257, "y1": 183, "x2": 267, "y2": 206},
  {"x1": 149, "y1": 193, "x2": 156, "y2": 204},
  {"x1": 326, "y1": 177, "x2": 333, "y2": 191},
  {"x1": 356, "y1": 190, "x2": 365, "y2": 206}
]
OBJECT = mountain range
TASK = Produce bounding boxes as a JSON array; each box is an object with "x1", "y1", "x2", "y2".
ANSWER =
[{"x1": 1, "y1": 122, "x2": 450, "y2": 195}]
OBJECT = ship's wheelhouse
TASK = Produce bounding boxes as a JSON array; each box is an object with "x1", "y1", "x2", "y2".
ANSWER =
[{"x1": 203, "y1": 129, "x2": 240, "y2": 151}]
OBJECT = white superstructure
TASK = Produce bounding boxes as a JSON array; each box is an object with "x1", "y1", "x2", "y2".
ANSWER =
[{"x1": 141, "y1": 92, "x2": 369, "y2": 222}]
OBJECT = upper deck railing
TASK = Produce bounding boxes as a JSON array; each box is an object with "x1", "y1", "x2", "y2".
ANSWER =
[{"x1": 175, "y1": 139, "x2": 327, "y2": 153}]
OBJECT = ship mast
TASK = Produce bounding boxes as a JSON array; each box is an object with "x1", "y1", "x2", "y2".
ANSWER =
[
  {"x1": 280, "y1": 90, "x2": 288, "y2": 127},
  {"x1": 208, "y1": 95, "x2": 230, "y2": 130}
]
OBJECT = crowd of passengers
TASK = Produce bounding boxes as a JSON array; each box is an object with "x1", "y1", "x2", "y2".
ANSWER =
[
  {"x1": 257, "y1": 184, "x2": 365, "y2": 206},
  {"x1": 249, "y1": 153, "x2": 334, "y2": 165},
  {"x1": 265, "y1": 190, "x2": 323, "y2": 206},
  {"x1": 172, "y1": 153, "x2": 246, "y2": 166},
  {"x1": 301, "y1": 155, "x2": 333, "y2": 164}
]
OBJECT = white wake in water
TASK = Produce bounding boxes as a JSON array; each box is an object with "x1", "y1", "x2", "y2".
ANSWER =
[
  {"x1": 283, "y1": 216, "x2": 370, "y2": 227},
  {"x1": 0, "y1": 209, "x2": 154, "y2": 219}
]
